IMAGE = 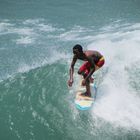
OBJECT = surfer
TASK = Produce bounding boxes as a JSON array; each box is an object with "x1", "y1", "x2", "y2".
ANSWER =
[{"x1": 68, "y1": 44, "x2": 105, "y2": 97}]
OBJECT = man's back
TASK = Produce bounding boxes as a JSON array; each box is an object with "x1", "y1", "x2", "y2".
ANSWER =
[{"x1": 84, "y1": 50, "x2": 103, "y2": 63}]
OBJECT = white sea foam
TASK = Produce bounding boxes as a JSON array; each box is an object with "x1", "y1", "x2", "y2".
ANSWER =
[
  {"x1": 59, "y1": 26, "x2": 93, "y2": 41},
  {"x1": 0, "y1": 19, "x2": 59, "y2": 45},
  {"x1": 16, "y1": 36, "x2": 35, "y2": 45},
  {"x1": 23, "y1": 19, "x2": 43, "y2": 25},
  {"x1": 37, "y1": 23, "x2": 56, "y2": 32},
  {"x1": 41, "y1": 50, "x2": 70, "y2": 65},
  {"x1": 0, "y1": 22, "x2": 14, "y2": 34},
  {"x1": 88, "y1": 23, "x2": 140, "y2": 131},
  {"x1": 17, "y1": 50, "x2": 70, "y2": 73},
  {"x1": 14, "y1": 28, "x2": 34, "y2": 35}
]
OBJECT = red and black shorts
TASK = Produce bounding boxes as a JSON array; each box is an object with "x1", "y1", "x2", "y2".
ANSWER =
[{"x1": 78, "y1": 57, "x2": 105, "y2": 77}]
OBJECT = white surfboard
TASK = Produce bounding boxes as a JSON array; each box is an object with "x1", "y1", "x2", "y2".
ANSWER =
[{"x1": 75, "y1": 79, "x2": 97, "y2": 110}]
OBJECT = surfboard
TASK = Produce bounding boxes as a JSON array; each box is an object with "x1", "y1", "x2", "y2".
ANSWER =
[{"x1": 75, "y1": 79, "x2": 97, "y2": 110}]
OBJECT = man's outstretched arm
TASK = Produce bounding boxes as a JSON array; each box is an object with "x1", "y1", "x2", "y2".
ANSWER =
[{"x1": 68, "y1": 55, "x2": 77, "y2": 87}]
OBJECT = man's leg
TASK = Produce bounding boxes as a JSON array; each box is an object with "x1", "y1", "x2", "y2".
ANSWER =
[
  {"x1": 85, "y1": 79, "x2": 91, "y2": 97},
  {"x1": 80, "y1": 78, "x2": 91, "y2": 97},
  {"x1": 84, "y1": 57, "x2": 105, "y2": 97},
  {"x1": 78, "y1": 62, "x2": 89, "y2": 78}
]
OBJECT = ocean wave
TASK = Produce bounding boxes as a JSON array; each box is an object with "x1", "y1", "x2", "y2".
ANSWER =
[{"x1": 87, "y1": 23, "x2": 140, "y2": 131}]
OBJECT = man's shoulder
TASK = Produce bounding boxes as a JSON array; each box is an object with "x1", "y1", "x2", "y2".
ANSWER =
[
  {"x1": 85, "y1": 50, "x2": 95, "y2": 56},
  {"x1": 73, "y1": 54, "x2": 77, "y2": 60}
]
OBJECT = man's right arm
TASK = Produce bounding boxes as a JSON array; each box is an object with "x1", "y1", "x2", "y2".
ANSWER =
[{"x1": 68, "y1": 55, "x2": 77, "y2": 87}]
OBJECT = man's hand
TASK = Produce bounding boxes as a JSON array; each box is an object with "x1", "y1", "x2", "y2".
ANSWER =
[{"x1": 68, "y1": 79, "x2": 73, "y2": 87}]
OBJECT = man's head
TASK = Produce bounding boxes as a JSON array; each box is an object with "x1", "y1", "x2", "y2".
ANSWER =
[{"x1": 73, "y1": 44, "x2": 83, "y2": 55}]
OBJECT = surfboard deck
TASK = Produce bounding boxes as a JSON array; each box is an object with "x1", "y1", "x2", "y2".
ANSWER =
[{"x1": 75, "y1": 79, "x2": 97, "y2": 110}]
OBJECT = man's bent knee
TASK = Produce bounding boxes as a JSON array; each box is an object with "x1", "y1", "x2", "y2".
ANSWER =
[{"x1": 77, "y1": 70, "x2": 82, "y2": 75}]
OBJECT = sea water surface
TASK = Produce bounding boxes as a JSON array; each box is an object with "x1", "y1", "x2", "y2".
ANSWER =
[{"x1": 0, "y1": 0, "x2": 140, "y2": 140}]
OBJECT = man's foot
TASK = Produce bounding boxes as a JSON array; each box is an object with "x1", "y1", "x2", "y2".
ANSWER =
[{"x1": 81, "y1": 92, "x2": 91, "y2": 97}]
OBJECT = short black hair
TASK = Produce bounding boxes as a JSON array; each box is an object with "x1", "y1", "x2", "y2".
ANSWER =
[{"x1": 73, "y1": 44, "x2": 83, "y2": 52}]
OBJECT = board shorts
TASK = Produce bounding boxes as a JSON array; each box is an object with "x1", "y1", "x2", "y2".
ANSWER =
[{"x1": 78, "y1": 57, "x2": 105, "y2": 77}]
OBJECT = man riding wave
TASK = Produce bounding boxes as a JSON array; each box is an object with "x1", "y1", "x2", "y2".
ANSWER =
[{"x1": 68, "y1": 44, "x2": 105, "y2": 97}]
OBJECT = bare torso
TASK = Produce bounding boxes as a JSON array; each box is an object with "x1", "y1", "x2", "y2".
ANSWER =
[{"x1": 78, "y1": 50, "x2": 103, "y2": 63}]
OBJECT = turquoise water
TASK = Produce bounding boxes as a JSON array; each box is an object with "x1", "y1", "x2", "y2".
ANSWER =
[{"x1": 0, "y1": 0, "x2": 140, "y2": 139}]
